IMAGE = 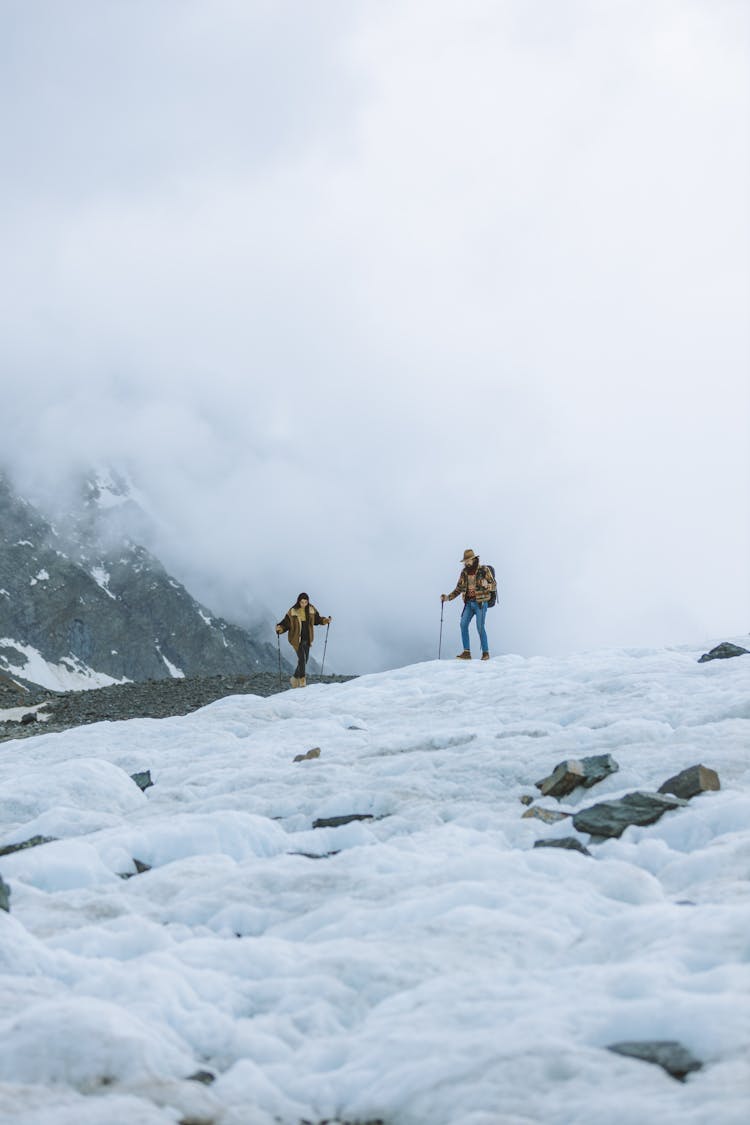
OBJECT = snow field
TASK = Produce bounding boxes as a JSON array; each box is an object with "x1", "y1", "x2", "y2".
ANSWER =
[{"x1": 0, "y1": 642, "x2": 749, "y2": 1124}]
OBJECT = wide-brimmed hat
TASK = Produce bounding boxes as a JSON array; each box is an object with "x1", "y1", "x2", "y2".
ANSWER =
[{"x1": 461, "y1": 549, "x2": 478, "y2": 564}]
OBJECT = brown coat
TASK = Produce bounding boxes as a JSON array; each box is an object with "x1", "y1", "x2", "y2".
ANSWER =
[{"x1": 277, "y1": 604, "x2": 327, "y2": 651}]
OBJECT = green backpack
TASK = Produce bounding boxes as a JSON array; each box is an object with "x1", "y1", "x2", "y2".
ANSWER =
[{"x1": 483, "y1": 564, "x2": 498, "y2": 608}]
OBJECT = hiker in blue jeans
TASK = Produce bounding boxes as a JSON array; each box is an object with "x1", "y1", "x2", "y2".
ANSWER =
[{"x1": 442, "y1": 548, "x2": 497, "y2": 660}]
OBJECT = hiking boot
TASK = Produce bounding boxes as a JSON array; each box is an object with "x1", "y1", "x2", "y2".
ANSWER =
[
  {"x1": 456, "y1": 651, "x2": 472, "y2": 660},
  {"x1": 298, "y1": 677, "x2": 307, "y2": 688},
  {"x1": 481, "y1": 652, "x2": 490, "y2": 661},
  {"x1": 290, "y1": 676, "x2": 300, "y2": 688}
]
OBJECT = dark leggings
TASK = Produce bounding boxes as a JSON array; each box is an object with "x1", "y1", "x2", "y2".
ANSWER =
[{"x1": 294, "y1": 624, "x2": 310, "y2": 678}]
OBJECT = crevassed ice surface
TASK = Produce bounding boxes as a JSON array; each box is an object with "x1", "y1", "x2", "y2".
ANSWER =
[{"x1": 0, "y1": 641, "x2": 748, "y2": 1125}]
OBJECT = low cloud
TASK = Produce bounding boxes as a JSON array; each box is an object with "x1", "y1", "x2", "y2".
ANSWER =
[{"x1": 2, "y1": 1, "x2": 748, "y2": 672}]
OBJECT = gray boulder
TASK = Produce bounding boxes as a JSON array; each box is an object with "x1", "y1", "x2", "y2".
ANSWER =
[
  {"x1": 698, "y1": 642, "x2": 749, "y2": 663},
  {"x1": 535, "y1": 753, "x2": 619, "y2": 799},
  {"x1": 658, "y1": 764, "x2": 720, "y2": 801},
  {"x1": 573, "y1": 791, "x2": 686, "y2": 839},
  {"x1": 607, "y1": 1040, "x2": 703, "y2": 1081},
  {"x1": 0, "y1": 875, "x2": 9, "y2": 912}
]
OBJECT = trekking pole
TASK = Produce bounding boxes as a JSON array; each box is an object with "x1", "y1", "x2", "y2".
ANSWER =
[
  {"x1": 276, "y1": 633, "x2": 282, "y2": 691},
  {"x1": 320, "y1": 622, "x2": 330, "y2": 680},
  {"x1": 438, "y1": 599, "x2": 444, "y2": 660}
]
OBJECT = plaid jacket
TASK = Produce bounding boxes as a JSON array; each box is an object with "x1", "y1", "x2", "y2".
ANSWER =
[{"x1": 447, "y1": 564, "x2": 496, "y2": 605}]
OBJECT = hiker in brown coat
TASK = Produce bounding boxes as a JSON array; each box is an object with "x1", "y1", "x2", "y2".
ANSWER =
[{"x1": 276, "y1": 593, "x2": 331, "y2": 687}]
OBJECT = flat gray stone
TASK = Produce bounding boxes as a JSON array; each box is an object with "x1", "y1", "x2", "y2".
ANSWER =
[
  {"x1": 0, "y1": 875, "x2": 9, "y2": 912},
  {"x1": 607, "y1": 1040, "x2": 703, "y2": 1081},
  {"x1": 522, "y1": 806, "x2": 571, "y2": 824},
  {"x1": 573, "y1": 791, "x2": 686, "y2": 839},
  {"x1": 533, "y1": 837, "x2": 591, "y2": 856},
  {"x1": 130, "y1": 770, "x2": 153, "y2": 791},
  {"x1": 658, "y1": 764, "x2": 720, "y2": 800},
  {"x1": 313, "y1": 814, "x2": 374, "y2": 829},
  {"x1": 698, "y1": 642, "x2": 749, "y2": 663}
]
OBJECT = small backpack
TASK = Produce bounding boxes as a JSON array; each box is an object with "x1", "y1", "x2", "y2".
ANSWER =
[{"x1": 483, "y1": 564, "x2": 498, "y2": 608}]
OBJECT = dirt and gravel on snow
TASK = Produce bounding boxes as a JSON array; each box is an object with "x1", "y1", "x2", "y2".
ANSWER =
[{"x1": 0, "y1": 671, "x2": 355, "y2": 743}]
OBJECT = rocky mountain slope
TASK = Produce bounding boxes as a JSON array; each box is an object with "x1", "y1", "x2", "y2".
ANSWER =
[{"x1": 0, "y1": 472, "x2": 283, "y2": 691}]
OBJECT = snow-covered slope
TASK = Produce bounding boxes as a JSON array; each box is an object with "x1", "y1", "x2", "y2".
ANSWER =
[
  {"x1": 0, "y1": 473, "x2": 281, "y2": 690},
  {"x1": 0, "y1": 642, "x2": 748, "y2": 1124}
]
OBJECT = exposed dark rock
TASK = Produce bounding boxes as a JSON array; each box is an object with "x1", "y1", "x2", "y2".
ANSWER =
[
  {"x1": 292, "y1": 850, "x2": 341, "y2": 860},
  {"x1": 658, "y1": 764, "x2": 720, "y2": 800},
  {"x1": 519, "y1": 794, "x2": 535, "y2": 806},
  {"x1": 522, "y1": 806, "x2": 571, "y2": 824},
  {"x1": 294, "y1": 747, "x2": 321, "y2": 763},
  {"x1": 573, "y1": 791, "x2": 686, "y2": 839},
  {"x1": 119, "y1": 858, "x2": 152, "y2": 879},
  {"x1": 0, "y1": 835, "x2": 57, "y2": 857},
  {"x1": 533, "y1": 837, "x2": 591, "y2": 855},
  {"x1": 20, "y1": 712, "x2": 37, "y2": 725},
  {"x1": 313, "y1": 814, "x2": 374, "y2": 829},
  {"x1": 698, "y1": 642, "x2": 749, "y2": 663},
  {"x1": 535, "y1": 754, "x2": 619, "y2": 799},
  {"x1": 130, "y1": 770, "x2": 154, "y2": 791},
  {"x1": 301, "y1": 1120, "x2": 386, "y2": 1125},
  {"x1": 0, "y1": 875, "x2": 10, "y2": 912},
  {"x1": 607, "y1": 1040, "x2": 703, "y2": 1081},
  {"x1": 187, "y1": 1070, "x2": 216, "y2": 1085}
]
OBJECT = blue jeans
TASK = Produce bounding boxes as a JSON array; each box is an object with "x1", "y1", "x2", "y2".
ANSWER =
[{"x1": 460, "y1": 600, "x2": 488, "y2": 653}]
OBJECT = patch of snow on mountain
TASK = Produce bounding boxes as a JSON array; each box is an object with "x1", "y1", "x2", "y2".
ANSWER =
[
  {"x1": 0, "y1": 641, "x2": 748, "y2": 1124},
  {"x1": 155, "y1": 645, "x2": 185, "y2": 679},
  {"x1": 90, "y1": 566, "x2": 117, "y2": 600},
  {"x1": 0, "y1": 639, "x2": 130, "y2": 691}
]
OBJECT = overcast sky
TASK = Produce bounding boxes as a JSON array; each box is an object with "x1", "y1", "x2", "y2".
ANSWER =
[{"x1": 2, "y1": 0, "x2": 748, "y2": 673}]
